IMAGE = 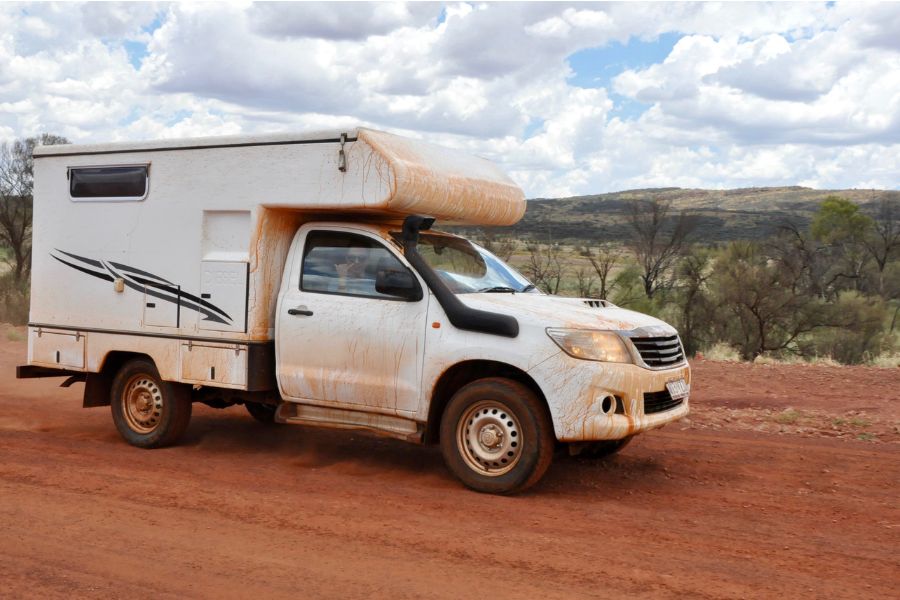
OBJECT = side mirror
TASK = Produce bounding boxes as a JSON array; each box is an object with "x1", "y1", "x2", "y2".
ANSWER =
[{"x1": 375, "y1": 267, "x2": 423, "y2": 301}]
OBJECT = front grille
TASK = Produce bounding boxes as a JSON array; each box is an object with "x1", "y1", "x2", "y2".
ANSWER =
[
  {"x1": 630, "y1": 335, "x2": 685, "y2": 368},
  {"x1": 643, "y1": 389, "x2": 684, "y2": 414}
]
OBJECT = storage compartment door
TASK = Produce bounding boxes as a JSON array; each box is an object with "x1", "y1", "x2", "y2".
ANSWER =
[
  {"x1": 30, "y1": 330, "x2": 85, "y2": 368},
  {"x1": 180, "y1": 343, "x2": 247, "y2": 387},
  {"x1": 198, "y1": 261, "x2": 247, "y2": 333},
  {"x1": 144, "y1": 285, "x2": 180, "y2": 328}
]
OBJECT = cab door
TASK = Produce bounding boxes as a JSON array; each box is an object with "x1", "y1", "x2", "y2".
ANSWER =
[{"x1": 276, "y1": 227, "x2": 428, "y2": 414}]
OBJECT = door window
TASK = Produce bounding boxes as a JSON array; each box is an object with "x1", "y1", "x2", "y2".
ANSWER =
[{"x1": 301, "y1": 231, "x2": 419, "y2": 300}]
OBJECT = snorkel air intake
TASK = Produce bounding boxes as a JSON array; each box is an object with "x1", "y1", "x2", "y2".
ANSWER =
[{"x1": 402, "y1": 215, "x2": 519, "y2": 338}]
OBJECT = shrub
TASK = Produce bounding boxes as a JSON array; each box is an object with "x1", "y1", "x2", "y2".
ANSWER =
[{"x1": 0, "y1": 272, "x2": 29, "y2": 325}]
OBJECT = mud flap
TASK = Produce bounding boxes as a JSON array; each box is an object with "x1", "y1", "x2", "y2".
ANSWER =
[{"x1": 83, "y1": 371, "x2": 114, "y2": 408}]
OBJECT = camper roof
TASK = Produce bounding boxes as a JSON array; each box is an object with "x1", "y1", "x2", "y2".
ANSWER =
[
  {"x1": 32, "y1": 128, "x2": 361, "y2": 157},
  {"x1": 34, "y1": 127, "x2": 526, "y2": 226}
]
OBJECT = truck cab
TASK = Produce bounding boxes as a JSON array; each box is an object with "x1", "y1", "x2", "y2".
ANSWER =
[{"x1": 269, "y1": 220, "x2": 689, "y2": 493}]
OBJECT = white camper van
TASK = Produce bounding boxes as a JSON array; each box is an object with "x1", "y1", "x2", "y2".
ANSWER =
[{"x1": 18, "y1": 128, "x2": 690, "y2": 494}]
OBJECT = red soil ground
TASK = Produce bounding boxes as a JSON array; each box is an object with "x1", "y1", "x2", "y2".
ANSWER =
[{"x1": 1, "y1": 331, "x2": 897, "y2": 599}]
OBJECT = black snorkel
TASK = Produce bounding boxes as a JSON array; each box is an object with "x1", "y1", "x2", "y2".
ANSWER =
[{"x1": 401, "y1": 215, "x2": 519, "y2": 338}]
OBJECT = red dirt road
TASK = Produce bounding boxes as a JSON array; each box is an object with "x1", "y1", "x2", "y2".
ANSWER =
[{"x1": 1, "y1": 334, "x2": 897, "y2": 599}]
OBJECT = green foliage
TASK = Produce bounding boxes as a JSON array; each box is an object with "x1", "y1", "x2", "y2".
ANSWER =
[
  {"x1": 0, "y1": 133, "x2": 70, "y2": 283},
  {"x1": 609, "y1": 263, "x2": 656, "y2": 314},
  {"x1": 504, "y1": 191, "x2": 899, "y2": 365},
  {"x1": 797, "y1": 292, "x2": 888, "y2": 364},
  {"x1": 810, "y1": 196, "x2": 873, "y2": 244},
  {"x1": 0, "y1": 272, "x2": 29, "y2": 325},
  {"x1": 703, "y1": 242, "x2": 831, "y2": 360}
]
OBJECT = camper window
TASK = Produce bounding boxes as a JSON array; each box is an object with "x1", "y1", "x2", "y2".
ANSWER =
[{"x1": 69, "y1": 165, "x2": 149, "y2": 201}]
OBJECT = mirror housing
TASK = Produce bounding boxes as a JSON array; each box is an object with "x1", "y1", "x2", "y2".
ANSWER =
[{"x1": 376, "y1": 267, "x2": 422, "y2": 301}]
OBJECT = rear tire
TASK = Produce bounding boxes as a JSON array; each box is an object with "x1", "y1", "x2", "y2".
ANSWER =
[
  {"x1": 440, "y1": 377, "x2": 554, "y2": 494},
  {"x1": 245, "y1": 402, "x2": 278, "y2": 424},
  {"x1": 110, "y1": 359, "x2": 192, "y2": 448}
]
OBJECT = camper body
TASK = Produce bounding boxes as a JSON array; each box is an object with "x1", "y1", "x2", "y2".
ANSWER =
[{"x1": 19, "y1": 128, "x2": 690, "y2": 493}]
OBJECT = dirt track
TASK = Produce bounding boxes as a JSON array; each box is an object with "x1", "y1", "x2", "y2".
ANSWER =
[{"x1": 1, "y1": 333, "x2": 897, "y2": 599}]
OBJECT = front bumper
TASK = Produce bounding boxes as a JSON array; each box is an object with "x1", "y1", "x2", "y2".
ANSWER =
[{"x1": 528, "y1": 352, "x2": 691, "y2": 442}]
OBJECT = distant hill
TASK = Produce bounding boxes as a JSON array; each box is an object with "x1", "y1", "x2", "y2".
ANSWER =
[{"x1": 451, "y1": 186, "x2": 900, "y2": 244}]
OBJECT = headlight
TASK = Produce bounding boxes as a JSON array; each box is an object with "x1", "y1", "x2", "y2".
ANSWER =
[{"x1": 546, "y1": 328, "x2": 633, "y2": 363}]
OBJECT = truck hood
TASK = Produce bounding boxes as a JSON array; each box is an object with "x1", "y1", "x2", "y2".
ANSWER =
[{"x1": 458, "y1": 293, "x2": 677, "y2": 335}]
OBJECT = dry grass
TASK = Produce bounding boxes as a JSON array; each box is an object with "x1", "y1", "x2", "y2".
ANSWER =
[
  {"x1": 702, "y1": 343, "x2": 742, "y2": 362},
  {"x1": 870, "y1": 352, "x2": 900, "y2": 368},
  {"x1": 754, "y1": 353, "x2": 841, "y2": 367},
  {"x1": 774, "y1": 409, "x2": 802, "y2": 425}
]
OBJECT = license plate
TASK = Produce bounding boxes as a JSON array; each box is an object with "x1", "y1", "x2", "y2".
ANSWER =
[{"x1": 666, "y1": 378, "x2": 689, "y2": 400}]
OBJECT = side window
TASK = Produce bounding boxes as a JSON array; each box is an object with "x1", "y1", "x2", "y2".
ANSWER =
[
  {"x1": 69, "y1": 165, "x2": 149, "y2": 201},
  {"x1": 301, "y1": 231, "x2": 418, "y2": 300}
]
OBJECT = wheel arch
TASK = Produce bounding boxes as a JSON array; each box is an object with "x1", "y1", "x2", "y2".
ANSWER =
[
  {"x1": 83, "y1": 351, "x2": 157, "y2": 408},
  {"x1": 424, "y1": 359, "x2": 549, "y2": 444}
]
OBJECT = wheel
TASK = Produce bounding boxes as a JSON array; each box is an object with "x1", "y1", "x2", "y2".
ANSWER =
[
  {"x1": 579, "y1": 436, "x2": 633, "y2": 458},
  {"x1": 440, "y1": 377, "x2": 554, "y2": 494},
  {"x1": 110, "y1": 359, "x2": 192, "y2": 448},
  {"x1": 245, "y1": 401, "x2": 278, "y2": 424}
]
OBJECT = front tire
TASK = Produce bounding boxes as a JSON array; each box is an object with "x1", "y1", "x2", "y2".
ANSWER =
[
  {"x1": 440, "y1": 377, "x2": 554, "y2": 494},
  {"x1": 110, "y1": 359, "x2": 192, "y2": 448}
]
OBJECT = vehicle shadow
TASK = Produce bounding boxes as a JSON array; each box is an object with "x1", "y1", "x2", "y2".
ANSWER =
[
  {"x1": 180, "y1": 405, "x2": 700, "y2": 496},
  {"x1": 182, "y1": 405, "x2": 445, "y2": 474}
]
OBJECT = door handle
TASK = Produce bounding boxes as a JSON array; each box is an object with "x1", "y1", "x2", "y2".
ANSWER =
[{"x1": 288, "y1": 306, "x2": 314, "y2": 316}]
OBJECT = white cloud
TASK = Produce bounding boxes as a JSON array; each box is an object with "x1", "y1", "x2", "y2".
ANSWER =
[
  {"x1": 0, "y1": 1, "x2": 897, "y2": 197},
  {"x1": 248, "y1": 1, "x2": 439, "y2": 41}
]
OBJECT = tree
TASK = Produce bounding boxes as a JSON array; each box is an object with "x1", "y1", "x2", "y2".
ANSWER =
[
  {"x1": 672, "y1": 248, "x2": 713, "y2": 356},
  {"x1": 477, "y1": 230, "x2": 517, "y2": 262},
  {"x1": 624, "y1": 198, "x2": 697, "y2": 298},
  {"x1": 572, "y1": 266, "x2": 596, "y2": 297},
  {"x1": 0, "y1": 133, "x2": 69, "y2": 282},
  {"x1": 770, "y1": 222, "x2": 828, "y2": 298},
  {"x1": 710, "y1": 242, "x2": 833, "y2": 360},
  {"x1": 862, "y1": 195, "x2": 900, "y2": 296},
  {"x1": 579, "y1": 243, "x2": 619, "y2": 299},
  {"x1": 810, "y1": 196, "x2": 873, "y2": 293},
  {"x1": 523, "y1": 241, "x2": 564, "y2": 294}
]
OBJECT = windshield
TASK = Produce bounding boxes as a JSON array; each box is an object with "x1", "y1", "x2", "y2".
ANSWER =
[{"x1": 416, "y1": 233, "x2": 537, "y2": 294}]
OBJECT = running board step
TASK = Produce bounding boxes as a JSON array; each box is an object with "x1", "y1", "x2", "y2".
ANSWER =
[{"x1": 275, "y1": 402, "x2": 423, "y2": 443}]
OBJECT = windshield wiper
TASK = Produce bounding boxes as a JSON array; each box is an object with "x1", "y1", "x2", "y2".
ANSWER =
[
  {"x1": 478, "y1": 286, "x2": 519, "y2": 293},
  {"x1": 520, "y1": 284, "x2": 537, "y2": 292}
]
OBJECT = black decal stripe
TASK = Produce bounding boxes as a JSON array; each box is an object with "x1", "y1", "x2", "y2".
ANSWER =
[
  {"x1": 127, "y1": 274, "x2": 232, "y2": 321},
  {"x1": 52, "y1": 255, "x2": 114, "y2": 282},
  {"x1": 103, "y1": 261, "x2": 230, "y2": 325},
  {"x1": 56, "y1": 250, "x2": 232, "y2": 326},
  {"x1": 55, "y1": 249, "x2": 104, "y2": 269},
  {"x1": 118, "y1": 277, "x2": 229, "y2": 325},
  {"x1": 108, "y1": 261, "x2": 174, "y2": 285},
  {"x1": 104, "y1": 260, "x2": 231, "y2": 322}
]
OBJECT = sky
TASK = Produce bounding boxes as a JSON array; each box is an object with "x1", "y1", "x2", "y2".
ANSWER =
[{"x1": 1, "y1": 1, "x2": 898, "y2": 197}]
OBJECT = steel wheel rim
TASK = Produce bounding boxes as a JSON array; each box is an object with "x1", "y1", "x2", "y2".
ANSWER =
[
  {"x1": 457, "y1": 400, "x2": 523, "y2": 477},
  {"x1": 122, "y1": 374, "x2": 163, "y2": 434}
]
